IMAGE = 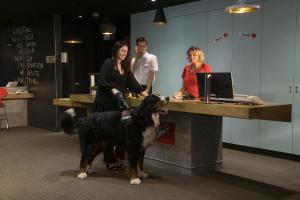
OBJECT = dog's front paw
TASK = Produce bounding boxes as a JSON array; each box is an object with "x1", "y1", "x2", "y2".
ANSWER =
[
  {"x1": 138, "y1": 171, "x2": 148, "y2": 179},
  {"x1": 130, "y1": 178, "x2": 141, "y2": 185},
  {"x1": 77, "y1": 172, "x2": 88, "y2": 179}
]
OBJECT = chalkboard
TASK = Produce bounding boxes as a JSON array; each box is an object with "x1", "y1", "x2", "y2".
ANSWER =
[{"x1": 10, "y1": 25, "x2": 45, "y2": 87}]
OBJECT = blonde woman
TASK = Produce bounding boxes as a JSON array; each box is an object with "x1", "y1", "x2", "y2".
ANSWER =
[{"x1": 174, "y1": 46, "x2": 212, "y2": 99}]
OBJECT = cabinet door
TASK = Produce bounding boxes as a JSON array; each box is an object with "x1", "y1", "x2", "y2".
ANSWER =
[
  {"x1": 260, "y1": 0, "x2": 296, "y2": 153},
  {"x1": 207, "y1": 9, "x2": 233, "y2": 142},
  {"x1": 186, "y1": 13, "x2": 208, "y2": 55},
  {"x1": 158, "y1": 16, "x2": 186, "y2": 96},
  {"x1": 230, "y1": 8, "x2": 262, "y2": 147},
  {"x1": 131, "y1": 22, "x2": 166, "y2": 95},
  {"x1": 293, "y1": 1, "x2": 300, "y2": 155}
]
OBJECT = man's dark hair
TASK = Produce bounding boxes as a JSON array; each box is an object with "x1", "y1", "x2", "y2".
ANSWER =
[{"x1": 136, "y1": 37, "x2": 148, "y2": 45}]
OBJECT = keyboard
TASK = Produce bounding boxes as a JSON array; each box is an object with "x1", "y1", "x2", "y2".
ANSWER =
[{"x1": 209, "y1": 95, "x2": 264, "y2": 105}]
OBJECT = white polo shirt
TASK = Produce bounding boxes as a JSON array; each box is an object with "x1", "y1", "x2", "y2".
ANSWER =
[{"x1": 131, "y1": 52, "x2": 158, "y2": 85}]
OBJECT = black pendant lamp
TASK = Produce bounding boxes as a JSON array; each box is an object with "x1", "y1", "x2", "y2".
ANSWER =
[
  {"x1": 99, "y1": 17, "x2": 116, "y2": 35},
  {"x1": 154, "y1": 0, "x2": 167, "y2": 25},
  {"x1": 63, "y1": 2, "x2": 83, "y2": 44}
]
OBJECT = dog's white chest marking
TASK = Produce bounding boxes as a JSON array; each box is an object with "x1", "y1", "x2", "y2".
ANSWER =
[
  {"x1": 142, "y1": 113, "x2": 160, "y2": 148},
  {"x1": 152, "y1": 113, "x2": 160, "y2": 128},
  {"x1": 142, "y1": 127, "x2": 156, "y2": 148}
]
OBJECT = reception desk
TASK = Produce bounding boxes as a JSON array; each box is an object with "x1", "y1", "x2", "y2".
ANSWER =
[{"x1": 53, "y1": 94, "x2": 291, "y2": 175}]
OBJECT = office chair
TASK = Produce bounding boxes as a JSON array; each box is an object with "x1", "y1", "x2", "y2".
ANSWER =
[{"x1": 0, "y1": 88, "x2": 9, "y2": 131}]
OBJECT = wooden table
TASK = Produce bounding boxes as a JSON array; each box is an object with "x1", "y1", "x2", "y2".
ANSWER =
[
  {"x1": 4, "y1": 93, "x2": 34, "y2": 100},
  {"x1": 53, "y1": 94, "x2": 292, "y2": 175}
]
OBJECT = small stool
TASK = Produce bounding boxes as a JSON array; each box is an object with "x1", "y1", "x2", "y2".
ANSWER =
[
  {"x1": 0, "y1": 103, "x2": 9, "y2": 131},
  {"x1": 0, "y1": 88, "x2": 9, "y2": 131}
]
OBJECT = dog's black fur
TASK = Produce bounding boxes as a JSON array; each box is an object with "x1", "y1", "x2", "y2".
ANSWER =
[{"x1": 61, "y1": 94, "x2": 169, "y2": 184}]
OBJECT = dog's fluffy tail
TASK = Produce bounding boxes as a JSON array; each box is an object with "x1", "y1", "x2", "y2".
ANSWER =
[{"x1": 61, "y1": 108, "x2": 77, "y2": 135}]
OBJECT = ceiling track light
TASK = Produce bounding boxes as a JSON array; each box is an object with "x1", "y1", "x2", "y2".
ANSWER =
[
  {"x1": 225, "y1": 0, "x2": 260, "y2": 14},
  {"x1": 153, "y1": 0, "x2": 167, "y2": 25}
]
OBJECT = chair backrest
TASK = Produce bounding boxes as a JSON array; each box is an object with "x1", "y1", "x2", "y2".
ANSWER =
[{"x1": 0, "y1": 87, "x2": 8, "y2": 105}]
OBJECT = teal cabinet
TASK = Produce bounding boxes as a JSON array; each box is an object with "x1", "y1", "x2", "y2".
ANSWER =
[
  {"x1": 207, "y1": 10, "x2": 233, "y2": 72},
  {"x1": 130, "y1": 21, "x2": 167, "y2": 95},
  {"x1": 131, "y1": 0, "x2": 300, "y2": 155},
  {"x1": 185, "y1": 13, "x2": 208, "y2": 54},
  {"x1": 293, "y1": 1, "x2": 300, "y2": 155},
  {"x1": 159, "y1": 17, "x2": 186, "y2": 96},
  {"x1": 230, "y1": 7, "x2": 262, "y2": 147},
  {"x1": 207, "y1": 10, "x2": 233, "y2": 142},
  {"x1": 260, "y1": 0, "x2": 296, "y2": 153}
]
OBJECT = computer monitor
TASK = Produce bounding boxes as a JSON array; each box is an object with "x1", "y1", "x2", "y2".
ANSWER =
[{"x1": 196, "y1": 72, "x2": 234, "y2": 101}]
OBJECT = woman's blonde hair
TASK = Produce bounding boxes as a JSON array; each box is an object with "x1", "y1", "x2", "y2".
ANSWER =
[{"x1": 187, "y1": 46, "x2": 205, "y2": 62}]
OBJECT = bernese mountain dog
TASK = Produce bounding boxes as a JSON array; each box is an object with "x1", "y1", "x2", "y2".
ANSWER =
[{"x1": 61, "y1": 94, "x2": 169, "y2": 185}]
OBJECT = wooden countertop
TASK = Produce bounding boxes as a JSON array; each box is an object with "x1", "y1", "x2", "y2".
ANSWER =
[
  {"x1": 4, "y1": 93, "x2": 34, "y2": 100},
  {"x1": 53, "y1": 98, "x2": 86, "y2": 108},
  {"x1": 53, "y1": 94, "x2": 292, "y2": 122}
]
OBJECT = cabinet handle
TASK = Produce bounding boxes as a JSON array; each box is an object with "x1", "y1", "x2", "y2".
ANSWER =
[
  {"x1": 213, "y1": 33, "x2": 228, "y2": 43},
  {"x1": 238, "y1": 32, "x2": 257, "y2": 39},
  {"x1": 296, "y1": 86, "x2": 298, "y2": 94},
  {"x1": 289, "y1": 85, "x2": 293, "y2": 94}
]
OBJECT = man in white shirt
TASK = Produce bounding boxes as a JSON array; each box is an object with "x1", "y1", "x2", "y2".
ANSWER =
[{"x1": 131, "y1": 37, "x2": 158, "y2": 94}]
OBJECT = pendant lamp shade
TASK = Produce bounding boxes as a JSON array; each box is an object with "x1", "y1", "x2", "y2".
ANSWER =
[
  {"x1": 63, "y1": 37, "x2": 83, "y2": 44},
  {"x1": 154, "y1": 7, "x2": 167, "y2": 25},
  {"x1": 100, "y1": 17, "x2": 116, "y2": 35},
  {"x1": 225, "y1": 0, "x2": 260, "y2": 14},
  {"x1": 63, "y1": 18, "x2": 83, "y2": 44}
]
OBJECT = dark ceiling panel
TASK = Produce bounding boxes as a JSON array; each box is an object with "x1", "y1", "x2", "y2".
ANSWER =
[{"x1": 1, "y1": 0, "x2": 200, "y2": 24}]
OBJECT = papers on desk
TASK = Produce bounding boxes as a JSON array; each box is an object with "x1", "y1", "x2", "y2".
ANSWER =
[{"x1": 210, "y1": 94, "x2": 264, "y2": 105}]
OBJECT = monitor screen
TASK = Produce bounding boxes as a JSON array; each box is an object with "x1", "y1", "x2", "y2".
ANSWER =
[{"x1": 196, "y1": 72, "x2": 234, "y2": 99}]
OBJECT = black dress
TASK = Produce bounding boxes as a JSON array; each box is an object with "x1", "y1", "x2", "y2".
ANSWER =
[{"x1": 93, "y1": 58, "x2": 143, "y2": 113}]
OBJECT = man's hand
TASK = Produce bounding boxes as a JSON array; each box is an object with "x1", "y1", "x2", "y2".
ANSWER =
[
  {"x1": 111, "y1": 88, "x2": 120, "y2": 95},
  {"x1": 140, "y1": 90, "x2": 148, "y2": 96}
]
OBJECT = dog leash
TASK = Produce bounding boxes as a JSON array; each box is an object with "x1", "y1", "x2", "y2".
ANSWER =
[{"x1": 121, "y1": 110, "x2": 132, "y2": 121}]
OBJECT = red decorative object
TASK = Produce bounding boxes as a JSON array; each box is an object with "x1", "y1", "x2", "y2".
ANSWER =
[
  {"x1": 155, "y1": 122, "x2": 175, "y2": 145},
  {"x1": 214, "y1": 32, "x2": 229, "y2": 43}
]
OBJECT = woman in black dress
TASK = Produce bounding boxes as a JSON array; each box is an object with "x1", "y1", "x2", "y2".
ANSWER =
[{"x1": 94, "y1": 41, "x2": 147, "y2": 169}]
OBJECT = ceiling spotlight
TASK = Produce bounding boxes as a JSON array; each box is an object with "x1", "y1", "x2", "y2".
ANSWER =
[
  {"x1": 151, "y1": 0, "x2": 156, "y2": 2},
  {"x1": 225, "y1": 0, "x2": 260, "y2": 14}
]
